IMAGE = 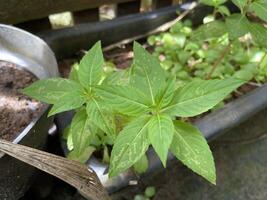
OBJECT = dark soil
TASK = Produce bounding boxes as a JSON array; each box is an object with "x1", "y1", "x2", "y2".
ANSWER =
[{"x1": 0, "y1": 61, "x2": 45, "y2": 141}]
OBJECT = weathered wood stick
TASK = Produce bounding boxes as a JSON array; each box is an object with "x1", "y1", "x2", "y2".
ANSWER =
[{"x1": 0, "y1": 139, "x2": 110, "y2": 200}]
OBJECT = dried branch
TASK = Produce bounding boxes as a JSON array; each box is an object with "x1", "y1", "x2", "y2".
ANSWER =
[{"x1": 0, "y1": 139, "x2": 110, "y2": 200}]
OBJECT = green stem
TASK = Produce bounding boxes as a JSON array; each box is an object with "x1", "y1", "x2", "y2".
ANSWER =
[
  {"x1": 206, "y1": 42, "x2": 232, "y2": 79},
  {"x1": 257, "y1": 52, "x2": 267, "y2": 69}
]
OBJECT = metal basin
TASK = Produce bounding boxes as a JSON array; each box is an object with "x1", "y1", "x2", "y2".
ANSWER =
[{"x1": 0, "y1": 24, "x2": 58, "y2": 200}]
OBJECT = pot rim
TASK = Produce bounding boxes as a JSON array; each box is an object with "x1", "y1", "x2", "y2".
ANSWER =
[{"x1": 0, "y1": 24, "x2": 58, "y2": 148}]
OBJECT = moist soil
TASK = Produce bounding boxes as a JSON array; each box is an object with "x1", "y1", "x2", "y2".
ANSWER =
[{"x1": 0, "y1": 61, "x2": 45, "y2": 141}]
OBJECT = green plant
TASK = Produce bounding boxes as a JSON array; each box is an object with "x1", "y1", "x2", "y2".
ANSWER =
[
  {"x1": 23, "y1": 0, "x2": 267, "y2": 186},
  {"x1": 22, "y1": 41, "x2": 244, "y2": 184},
  {"x1": 134, "y1": 186, "x2": 156, "y2": 200},
  {"x1": 148, "y1": 0, "x2": 267, "y2": 88}
]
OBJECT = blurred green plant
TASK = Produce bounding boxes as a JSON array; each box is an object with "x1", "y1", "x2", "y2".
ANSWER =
[
  {"x1": 134, "y1": 186, "x2": 156, "y2": 200},
  {"x1": 148, "y1": 0, "x2": 267, "y2": 88}
]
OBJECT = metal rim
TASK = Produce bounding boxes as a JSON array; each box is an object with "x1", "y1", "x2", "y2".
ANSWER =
[{"x1": 0, "y1": 24, "x2": 58, "y2": 146}]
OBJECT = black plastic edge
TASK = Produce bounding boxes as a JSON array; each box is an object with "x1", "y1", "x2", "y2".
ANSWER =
[{"x1": 37, "y1": 2, "x2": 215, "y2": 59}]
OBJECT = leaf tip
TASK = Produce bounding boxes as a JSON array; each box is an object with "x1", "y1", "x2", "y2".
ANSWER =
[
  {"x1": 95, "y1": 40, "x2": 102, "y2": 48},
  {"x1": 158, "y1": 155, "x2": 168, "y2": 168},
  {"x1": 47, "y1": 108, "x2": 56, "y2": 117},
  {"x1": 19, "y1": 88, "x2": 27, "y2": 95},
  {"x1": 206, "y1": 164, "x2": 216, "y2": 185},
  {"x1": 133, "y1": 41, "x2": 142, "y2": 50},
  {"x1": 209, "y1": 176, "x2": 217, "y2": 185}
]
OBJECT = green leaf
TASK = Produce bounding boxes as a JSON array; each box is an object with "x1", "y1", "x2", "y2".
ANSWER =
[
  {"x1": 226, "y1": 14, "x2": 249, "y2": 39},
  {"x1": 200, "y1": 0, "x2": 227, "y2": 7},
  {"x1": 48, "y1": 92, "x2": 86, "y2": 116},
  {"x1": 231, "y1": 0, "x2": 247, "y2": 13},
  {"x1": 148, "y1": 114, "x2": 174, "y2": 166},
  {"x1": 102, "y1": 69, "x2": 131, "y2": 86},
  {"x1": 234, "y1": 70, "x2": 254, "y2": 81},
  {"x1": 22, "y1": 78, "x2": 86, "y2": 116},
  {"x1": 250, "y1": 0, "x2": 267, "y2": 22},
  {"x1": 134, "y1": 195, "x2": 145, "y2": 200},
  {"x1": 155, "y1": 77, "x2": 175, "y2": 108},
  {"x1": 103, "y1": 145, "x2": 110, "y2": 163},
  {"x1": 69, "y1": 63, "x2": 79, "y2": 82},
  {"x1": 170, "y1": 121, "x2": 216, "y2": 184},
  {"x1": 203, "y1": 15, "x2": 215, "y2": 24},
  {"x1": 22, "y1": 78, "x2": 85, "y2": 104},
  {"x1": 63, "y1": 126, "x2": 73, "y2": 151},
  {"x1": 86, "y1": 98, "x2": 116, "y2": 138},
  {"x1": 132, "y1": 42, "x2": 165, "y2": 105},
  {"x1": 70, "y1": 109, "x2": 92, "y2": 156},
  {"x1": 68, "y1": 146, "x2": 95, "y2": 163},
  {"x1": 94, "y1": 85, "x2": 150, "y2": 116},
  {"x1": 78, "y1": 41, "x2": 104, "y2": 89},
  {"x1": 218, "y1": 5, "x2": 230, "y2": 16},
  {"x1": 248, "y1": 22, "x2": 267, "y2": 48},
  {"x1": 162, "y1": 78, "x2": 245, "y2": 117},
  {"x1": 192, "y1": 21, "x2": 227, "y2": 41},
  {"x1": 145, "y1": 186, "x2": 156, "y2": 198},
  {"x1": 109, "y1": 116, "x2": 151, "y2": 177},
  {"x1": 133, "y1": 154, "x2": 149, "y2": 174}
]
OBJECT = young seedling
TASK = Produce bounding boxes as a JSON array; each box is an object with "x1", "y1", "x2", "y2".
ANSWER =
[
  {"x1": 95, "y1": 42, "x2": 244, "y2": 183},
  {"x1": 23, "y1": 41, "x2": 244, "y2": 184}
]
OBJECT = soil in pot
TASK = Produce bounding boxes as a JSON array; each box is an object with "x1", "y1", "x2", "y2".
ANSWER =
[{"x1": 0, "y1": 61, "x2": 45, "y2": 141}]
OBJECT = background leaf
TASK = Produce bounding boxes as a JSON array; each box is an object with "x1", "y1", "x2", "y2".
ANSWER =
[
  {"x1": 218, "y1": 5, "x2": 230, "y2": 16},
  {"x1": 69, "y1": 63, "x2": 79, "y2": 82},
  {"x1": 78, "y1": 41, "x2": 104, "y2": 89},
  {"x1": 133, "y1": 154, "x2": 149, "y2": 174},
  {"x1": 68, "y1": 146, "x2": 95, "y2": 163},
  {"x1": 103, "y1": 145, "x2": 110, "y2": 163},
  {"x1": 231, "y1": 0, "x2": 247, "y2": 13},
  {"x1": 170, "y1": 121, "x2": 216, "y2": 184},
  {"x1": 148, "y1": 114, "x2": 174, "y2": 166},
  {"x1": 226, "y1": 14, "x2": 249, "y2": 39},
  {"x1": 248, "y1": 22, "x2": 267, "y2": 48},
  {"x1": 192, "y1": 21, "x2": 227, "y2": 41},
  {"x1": 200, "y1": 0, "x2": 227, "y2": 7},
  {"x1": 109, "y1": 116, "x2": 151, "y2": 177},
  {"x1": 250, "y1": 0, "x2": 267, "y2": 23},
  {"x1": 131, "y1": 42, "x2": 166, "y2": 105},
  {"x1": 162, "y1": 78, "x2": 245, "y2": 117}
]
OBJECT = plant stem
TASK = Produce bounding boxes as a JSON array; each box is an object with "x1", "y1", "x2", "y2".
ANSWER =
[
  {"x1": 257, "y1": 52, "x2": 267, "y2": 69},
  {"x1": 206, "y1": 43, "x2": 231, "y2": 79}
]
